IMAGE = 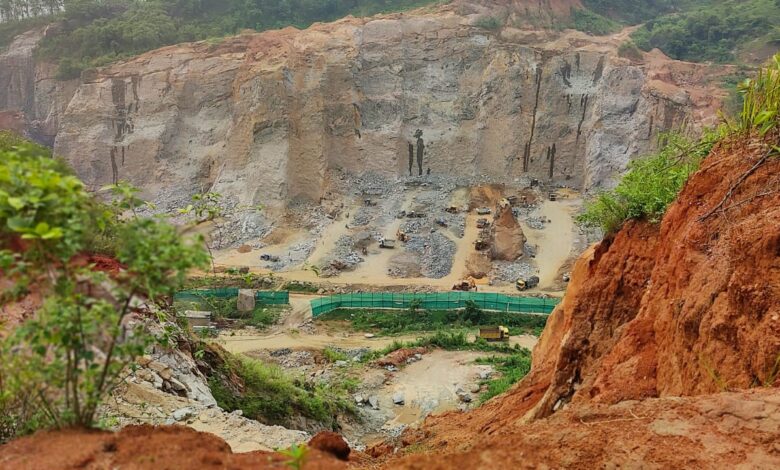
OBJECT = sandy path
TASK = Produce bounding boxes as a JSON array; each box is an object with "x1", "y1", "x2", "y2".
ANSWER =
[
  {"x1": 522, "y1": 198, "x2": 580, "y2": 288},
  {"x1": 379, "y1": 350, "x2": 492, "y2": 427}
]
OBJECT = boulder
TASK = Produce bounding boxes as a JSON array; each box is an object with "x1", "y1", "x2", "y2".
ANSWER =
[
  {"x1": 392, "y1": 393, "x2": 405, "y2": 405},
  {"x1": 237, "y1": 289, "x2": 255, "y2": 312}
]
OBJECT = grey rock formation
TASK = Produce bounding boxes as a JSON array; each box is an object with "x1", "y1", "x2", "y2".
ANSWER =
[{"x1": 0, "y1": 13, "x2": 731, "y2": 215}]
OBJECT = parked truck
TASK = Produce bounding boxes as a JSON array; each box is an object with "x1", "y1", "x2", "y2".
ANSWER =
[{"x1": 479, "y1": 326, "x2": 510, "y2": 342}]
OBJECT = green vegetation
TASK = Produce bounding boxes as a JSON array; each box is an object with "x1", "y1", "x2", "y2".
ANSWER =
[
  {"x1": 473, "y1": 15, "x2": 502, "y2": 30},
  {"x1": 208, "y1": 352, "x2": 354, "y2": 427},
  {"x1": 361, "y1": 331, "x2": 527, "y2": 364},
  {"x1": 630, "y1": 0, "x2": 780, "y2": 63},
  {"x1": 569, "y1": 8, "x2": 620, "y2": 35},
  {"x1": 322, "y1": 347, "x2": 348, "y2": 363},
  {"x1": 317, "y1": 304, "x2": 548, "y2": 336},
  {"x1": 582, "y1": 0, "x2": 683, "y2": 24},
  {"x1": 476, "y1": 351, "x2": 532, "y2": 402},
  {"x1": 0, "y1": 133, "x2": 208, "y2": 441},
  {"x1": 0, "y1": 0, "x2": 442, "y2": 78},
  {"x1": 579, "y1": 54, "x2": 780, "y2": 235},
  {"x1": 577, "y1": 132, "x2": 715, "y2": 234},
  {"x1": 279, "y1": 443, "x2": 309, "y2": 470}
]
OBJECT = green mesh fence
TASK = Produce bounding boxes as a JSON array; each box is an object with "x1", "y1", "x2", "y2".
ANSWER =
[
  {"x1": 310, "y1": 292, "x2": 559, "y2": 317},
  {"x1": 174, "y1": 289, "x2": 289, "y2": 305}
]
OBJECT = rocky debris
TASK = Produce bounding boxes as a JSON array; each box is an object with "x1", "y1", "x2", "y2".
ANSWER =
[
  {"x1": 171, "y1": 407, "x2": 195, "y2": 422},
  {"x1": 404, "y1": 233, "x2": 456, "y2": 278},
  {"x1": 490, "y1": 260, "x2": 537, "y2": 284},
  {"x1": 368, "y1": 396, "x2": 380, "y2": 410},
  {"x1": 525, "y1": 215, "x2": 549, "y2": 230},
  {"x1": 392, "y1": 393, "x2": 405, "y2": 405},
  {"x1": 133, "y1": 348, "x2": 217, "y2": 407},
  {"x1": 308, "y1": 431, "x2": 351, "y2": 461}
]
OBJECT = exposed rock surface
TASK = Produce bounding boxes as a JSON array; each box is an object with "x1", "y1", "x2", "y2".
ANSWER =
[
  {"x1": 490, "y1": 198, "x2": 525, "y2": 260},
  {"x1": 0, "y1": 7, "x2": 730, "y2": 215}
]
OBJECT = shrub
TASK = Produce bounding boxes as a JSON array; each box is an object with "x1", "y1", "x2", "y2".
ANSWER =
[
  {"x1": 474, "y1": 15, "x2": 502, "y2": 30},
  {"x1": 0, "y1": 145, "x2": 208, "y2": 439},
  {"x1": 570, "y1": 8, "x2": 620, "y2": 35},
  {"x1": 577, "y1": 132, "x2": 715, "y2": 234}
]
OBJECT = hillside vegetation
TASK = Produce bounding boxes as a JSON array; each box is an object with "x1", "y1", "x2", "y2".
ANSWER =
[{"x1": 1, "y1": 0, "x2": 443, "y2": 78}]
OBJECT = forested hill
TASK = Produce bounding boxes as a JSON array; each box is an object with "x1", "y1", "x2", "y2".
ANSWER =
[{"x1": 0, "y1": 0, "x2": 778, "y2": 79}]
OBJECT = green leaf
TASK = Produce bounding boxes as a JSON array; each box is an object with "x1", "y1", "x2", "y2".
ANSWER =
[
  {"x1": 6, "y1": 216, "x2": 31, "y2": 232},
  {"x1": 7, "y1": 197, "x2": 25, "y2": 210},
  {"x1": 34, "y1": 222, "x2": 51, "y2": 236}
]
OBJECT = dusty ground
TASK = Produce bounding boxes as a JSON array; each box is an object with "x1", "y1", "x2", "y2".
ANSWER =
[{"x1": 214, "y1": 178, "x2": 584, "y2": 294}]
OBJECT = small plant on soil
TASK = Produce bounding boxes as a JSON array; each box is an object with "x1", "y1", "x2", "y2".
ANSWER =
[{"x1": 279, "y1": 443, "x2": 308, "y2": 470}]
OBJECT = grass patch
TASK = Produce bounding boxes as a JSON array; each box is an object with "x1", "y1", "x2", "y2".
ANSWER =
[
  {"x1": 577, "y1": 132, "x2": 716, "y2": 234},
  {"x1": 317, "y1": 307, "x2": 548, "y2": 336},
  {"x1": 476, "y1": 352, "x2": 532, "y2": 402},
  {"x1": 322, "y1": 347, "x2": 348, "y2": 363},
  {"x1": 360, "y1": 330, "x2": 526, "y2": 363},
  {"x1": 209, "y1": 353, "x2": 354, "y2": 427}
]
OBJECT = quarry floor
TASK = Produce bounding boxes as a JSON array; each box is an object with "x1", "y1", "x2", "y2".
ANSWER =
[{"x1": 213, "y1": 179, "x2": 587, "y2": 294}]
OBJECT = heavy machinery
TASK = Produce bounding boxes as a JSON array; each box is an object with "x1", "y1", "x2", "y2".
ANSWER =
[
  {"x1": 479, "y1": 326, "x2": 510, "y2": 342},
  {"x1": 474, "y1": 238, "x2": 489, "y2": 251},
  {"x1": 379, "y1": 238, "x2": 396, "y2": 249},
  {"x1": 260, "y1": 254, "x2": 280, "y2": 262},
  {"x1": 452, "y1": 278, "x2": 477, "y2": 291},
  {"x1": 516, "y1": 275, "x2": 540, "y2": 291},
  {"x1": 476, "y1": 218, "x2": 490, "y2": 229},
  {"x1": 475, "y1": 207, "x2": 491, "y2": 215}
]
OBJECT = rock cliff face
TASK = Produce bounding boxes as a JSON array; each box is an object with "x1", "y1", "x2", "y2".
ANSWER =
[{"x1": 0, "y1": 6, "x2": 729, "y2": 214}]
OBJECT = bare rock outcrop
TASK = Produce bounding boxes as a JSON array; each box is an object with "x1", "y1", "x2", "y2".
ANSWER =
[
  {"x1": 490, "y1": 198, "x2": 525, "y2": 261},
  {"x1": 0, "y1": 9, "x2": 731, "y2": 214}
]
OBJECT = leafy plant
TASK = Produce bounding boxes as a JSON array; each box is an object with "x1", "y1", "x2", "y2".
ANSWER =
[
  {"x1": 279, "y1": 443, "x2": 308, "y2": 470},
  {"x1": 734, "y1": 54, "x2": 780, "y2": 135},
  {"x1": 0, "y1": 143, "x2": 208, "y2": 438}
]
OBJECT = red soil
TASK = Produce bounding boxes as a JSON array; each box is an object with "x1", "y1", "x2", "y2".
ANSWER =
[{"x1": 0, "y1": 426, "x2": 349, "y2": 470}]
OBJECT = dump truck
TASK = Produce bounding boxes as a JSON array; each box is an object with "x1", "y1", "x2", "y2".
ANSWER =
[
  {"x1": 475, "y1": 207, "x2": 491, "y2": 215},
  {"x1": 476, "y1": 218, "x2": 490, "y2": 229},
  {"x1": 548, "y1": 192, "x2": 558, "y2": 201},
  {"x1": 516, "y1": 275, "x2": 540, "y2": 291},
  {"x1": 479, "y1": 326, "x2": 510, "y2": 342},
  {"x1": 452, "y1": 278, "x2": 477, "y2": 291},
  {"x1": 260, "y1": 254, "x2": 280, "y2": 262},
  {"x1": 445, "y1": 206, "x2": 459, "y2": 214},
  {"x1": 474, "y1": 238, "x2": 489, "y2": 251},
  {"x1": 379, "y1": 238, "x2": 396, "y2": 249}
]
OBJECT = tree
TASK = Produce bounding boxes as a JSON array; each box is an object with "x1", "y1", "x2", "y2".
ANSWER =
[{"x1": 0, "y1": 140, "x2": 208, "y2": 438}]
